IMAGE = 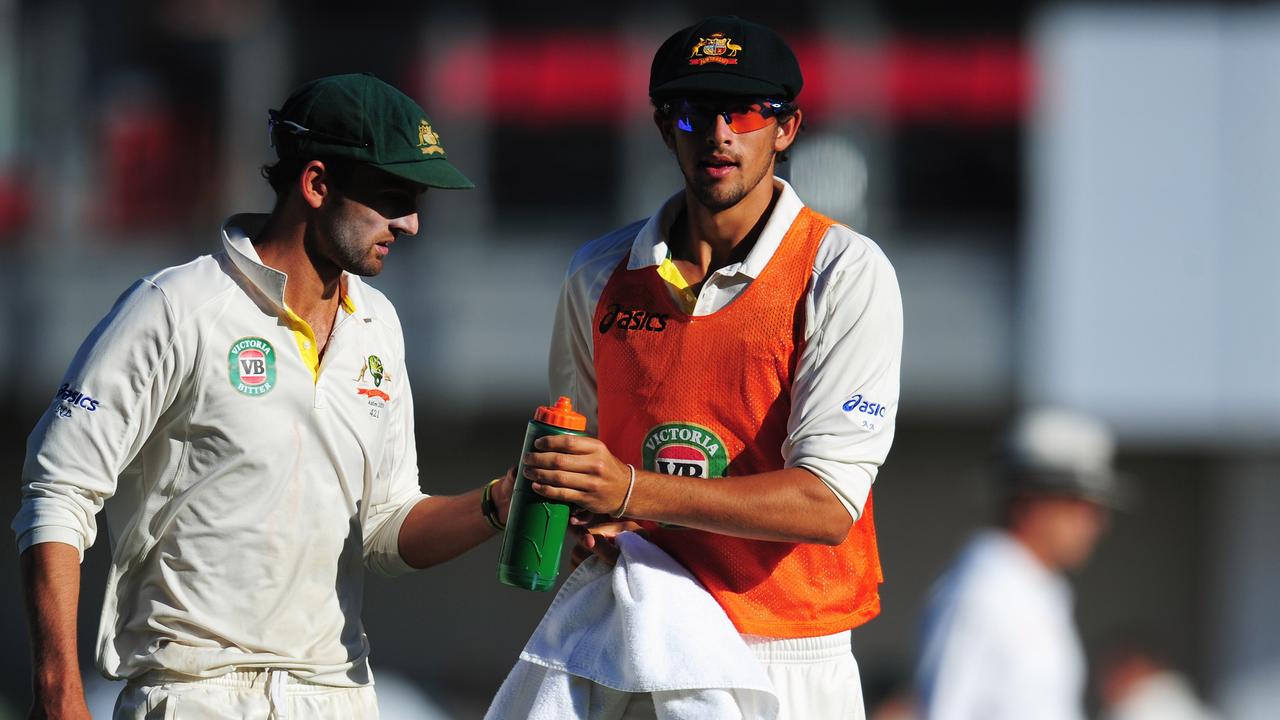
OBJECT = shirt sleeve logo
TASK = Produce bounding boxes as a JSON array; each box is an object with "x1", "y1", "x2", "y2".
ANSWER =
[
  {"x1": 52, "y1": 383, "x2": 100, "y2": 415},
  {"x1": 842, "y1": 393, "x2": 887, "y2": 431},
  {"x1": 228, "y1": 337, "x2": 277, "y2": 396}
]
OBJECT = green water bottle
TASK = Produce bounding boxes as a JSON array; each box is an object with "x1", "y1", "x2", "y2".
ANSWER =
[{"x1": 498, "y1": 396, "x2": 588, "y2": 591}]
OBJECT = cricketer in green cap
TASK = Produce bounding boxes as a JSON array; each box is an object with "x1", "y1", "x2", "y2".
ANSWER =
[
  {"x1": 17, "y1": 69, "x2": 517, "y2": 720},
  {"x1": 269, "y1": 72, "x2": 473, "y2": 189}
]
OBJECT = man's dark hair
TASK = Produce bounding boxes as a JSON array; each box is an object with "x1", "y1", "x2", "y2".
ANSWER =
[
  {"x1": 261, "y1": 157, "x2": 308, "y2": 198},
  {"x1": 260, "y1": 157, "x2": 354, "y2": 205}
]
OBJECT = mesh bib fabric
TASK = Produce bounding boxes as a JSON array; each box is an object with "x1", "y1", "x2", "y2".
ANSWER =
[{"x1": 593, "y1": 207, "x2": 883, "y2": 637}]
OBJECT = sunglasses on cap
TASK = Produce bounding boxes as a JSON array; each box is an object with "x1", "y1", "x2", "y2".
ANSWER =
[
  {"x1": 268, "y1": 109, "x2": 370, "y2": 149},
  {"x1": 661, "y1": 98, "x2": 795, "y2": 134}
]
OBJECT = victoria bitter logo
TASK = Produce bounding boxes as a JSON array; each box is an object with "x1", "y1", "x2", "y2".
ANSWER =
[
  {"x1": 228, "y1": 337, "x2": 277, "y2": 396},
  {"x1": 642, "y1": 422, "x2": 729, "y2": 478}
]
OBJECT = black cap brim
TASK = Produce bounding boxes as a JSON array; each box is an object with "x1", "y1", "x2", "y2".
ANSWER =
[
  {"x1": 651, "y1": 72, "x2": 790, "y2": 101},
  {"x1": 375, "y1": 157, "x2": 475, "y2": 190}
]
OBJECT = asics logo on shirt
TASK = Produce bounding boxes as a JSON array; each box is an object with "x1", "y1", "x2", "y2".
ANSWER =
[
  {"x1": 54, "y1": 383, "x2": 100, "y2": 412},
  {"x1": 842, "y1": 394, "x2": 887, "y2": 417}
]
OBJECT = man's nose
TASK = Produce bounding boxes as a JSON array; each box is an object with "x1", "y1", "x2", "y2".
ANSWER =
[
  {"x1": 391, "y1": 212, "x2": 419, "y2": 237},
  {"x1": 711, "y1": 113, "x2": 735, "y2": 144}
]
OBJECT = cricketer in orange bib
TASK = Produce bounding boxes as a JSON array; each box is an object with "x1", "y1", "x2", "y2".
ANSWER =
[
  {"x1": 593, "y1": 207, "x2": 884, "y2": 638},
  {"x1": 521, "y1": 15, "x2": 903, "y2": 719}
]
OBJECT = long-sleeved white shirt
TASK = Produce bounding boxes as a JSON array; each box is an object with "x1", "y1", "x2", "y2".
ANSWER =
[
  {"x1": 916, "y1": 531, "x2": 1088, "y2": 720},
  {"x1": 548, "y1": 179, "x2": 903, "y2": 519},
  {"x1": 12, "y1": 215, "x2": 426, "y2": 686}
]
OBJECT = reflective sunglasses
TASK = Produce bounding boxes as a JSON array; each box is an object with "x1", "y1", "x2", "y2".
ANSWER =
[
  {"x1": 267, "y1": 109, "x2": 370, "y2": 149},
  {"x1": 663, "y1": 98, "x2": 794, "y2": 134}
]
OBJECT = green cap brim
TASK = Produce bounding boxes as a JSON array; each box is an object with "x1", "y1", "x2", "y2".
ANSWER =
[{"x1": 376, "y1": 157, "x2": 475, "y2": 190}]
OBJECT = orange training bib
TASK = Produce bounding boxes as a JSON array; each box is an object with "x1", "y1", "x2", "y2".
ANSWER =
[{"x1": 593, "y1": 208, "x2": 883, "y2": 637}]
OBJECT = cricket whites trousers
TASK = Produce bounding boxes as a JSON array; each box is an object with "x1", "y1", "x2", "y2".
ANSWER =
[{"x1": 114, "y1": 668, "x2": 379, "y2": 719}]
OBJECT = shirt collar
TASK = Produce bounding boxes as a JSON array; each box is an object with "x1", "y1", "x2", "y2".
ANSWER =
[
  {"x1": 626, "y1": 177, "x2": 807, "y2": 279},
  {"x1": 220, "y1": 213, "x2": 359, "y2": 315}
]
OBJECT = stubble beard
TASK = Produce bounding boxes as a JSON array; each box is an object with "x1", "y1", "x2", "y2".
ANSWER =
[
  {"x1": 321, "y1": 204, "x2": 383, "y2": 277},
  {"x1": 680, "y1": 147, "x2": 775, "y2": 213}
]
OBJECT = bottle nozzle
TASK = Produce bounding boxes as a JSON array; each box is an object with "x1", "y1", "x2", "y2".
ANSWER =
[{"x1": 535, "y1": 396, "x2": 587, "y2": 431}]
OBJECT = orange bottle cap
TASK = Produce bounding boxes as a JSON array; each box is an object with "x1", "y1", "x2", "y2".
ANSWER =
[{"x1": 535, "y1": 396, "x2": 587, "y2": 431}]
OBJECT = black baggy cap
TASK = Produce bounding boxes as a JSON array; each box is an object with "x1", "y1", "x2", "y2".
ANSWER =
[{"x1": 649, "y1": 16, "x2": 803, "y2": 102}]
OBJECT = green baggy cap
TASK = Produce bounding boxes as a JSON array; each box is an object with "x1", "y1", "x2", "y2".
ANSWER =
[{"x1": 270, "y1": 73, "x2": 474, "y2": 190}]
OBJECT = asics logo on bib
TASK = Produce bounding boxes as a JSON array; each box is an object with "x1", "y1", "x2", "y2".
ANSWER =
[{"x1": 598, "y1": 304, "x2": 669, "y2": 334}]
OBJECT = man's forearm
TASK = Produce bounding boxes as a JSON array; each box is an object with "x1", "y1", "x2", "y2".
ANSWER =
[
  {"x1": 397, "y1": 474, "x2": 512, "y2": 569},
  {"x1": 524, "y1": 435, "x2": 856, "y2": 546},
  {"x1": 20, "y1": 542, "x2": 88, "y2": 709},
  {"x1": 625, "y1": 466, "x2": 854, "y2": 545}
]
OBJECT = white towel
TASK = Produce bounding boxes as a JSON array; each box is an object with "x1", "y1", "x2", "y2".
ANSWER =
[{"x1": 485, "y1": 532, "x2": 778, "y2": 720}]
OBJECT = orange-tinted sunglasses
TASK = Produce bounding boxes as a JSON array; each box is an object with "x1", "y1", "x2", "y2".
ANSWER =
[{"x1": 664, "y1": 98, "x2": 795, "y2": 134}]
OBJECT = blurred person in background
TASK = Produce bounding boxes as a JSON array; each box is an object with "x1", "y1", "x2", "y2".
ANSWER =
[
  {"x1": 914, "y1": 408, "x2": 1120, "y2": 720},
  {"x1": 1097, "y1": 638, "x2": 1221, "y2": 720},
  {"x1": 13, "y1": 73, "x2": 515, "y2": 719},
  {"x1": 496, "y1": 15, "x2": 903, "y2": 720}
]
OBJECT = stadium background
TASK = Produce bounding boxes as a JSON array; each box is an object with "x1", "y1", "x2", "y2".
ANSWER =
[{"x1": 0, "y1": 1, "x2": 1277, "y2": 717}]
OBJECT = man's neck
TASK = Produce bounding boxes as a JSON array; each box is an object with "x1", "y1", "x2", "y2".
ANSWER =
[
  {"x1": 1008, "y1": 526, "x2": 1063, "y2": 574},
  {"x1": 252, "y1": 212, "x2": 343, "y2": 319},
  {"x1": 673, "y1": 178, "x2": 780, "y2": 283}
]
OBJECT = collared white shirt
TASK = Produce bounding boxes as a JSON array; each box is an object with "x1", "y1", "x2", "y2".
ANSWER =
[
  {"x1": 548, "y1": 179, "x2": 903, "y2": 519},
  {"x1": 916, "y1": 531, "x2": 1088, "y2": 720},
  {"x1": 12, "y1": 215, "x2": 426, "y2": 686}
]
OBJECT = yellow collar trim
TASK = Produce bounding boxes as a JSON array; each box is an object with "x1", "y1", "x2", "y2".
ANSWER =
[
  {"x1": 657, "y1": 256, "x2": 698, "y2": 314},
  {"x1": 285, "y1": 291, "x2": 356, "y2": 383}
]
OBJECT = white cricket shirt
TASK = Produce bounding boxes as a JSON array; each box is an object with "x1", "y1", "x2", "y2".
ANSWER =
[
  {"x1": 12, "y1": 215, "x2": 426, "y2": 686},
  {"x1": 916, "y1": 531, "x2": 1088, "y2": 720},
  {"x1": 549, "y1": 179, "x2": 903, "y2": 519}
]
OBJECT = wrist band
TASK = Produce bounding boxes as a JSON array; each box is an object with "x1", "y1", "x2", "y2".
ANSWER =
[
  {"x1": 482, "y1": 477, "x2": 505, "y2": 531},
  {"x1": 610, "y1": 464, "x2": 637, "y2": 519}
]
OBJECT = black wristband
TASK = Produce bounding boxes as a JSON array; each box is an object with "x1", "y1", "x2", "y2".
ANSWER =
[{"x1": 482, "y1": 478, "x2": 505, "y2": 531}]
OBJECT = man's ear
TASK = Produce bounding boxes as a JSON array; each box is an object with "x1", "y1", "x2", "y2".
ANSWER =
[
  {"x1": 774, "y1": 108, "x2": 803, "y2": 154},
  {"x1": 299, "y1": 160, "x2": 332, "y2": 210}
]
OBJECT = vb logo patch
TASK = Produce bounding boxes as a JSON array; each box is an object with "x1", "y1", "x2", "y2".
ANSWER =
[
  {"x1": 228, "y1": 337, "x2": 276, "y2": 396},
  {"x1": 642, "y1": 422, "x2": 729, "y2": 478}
]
